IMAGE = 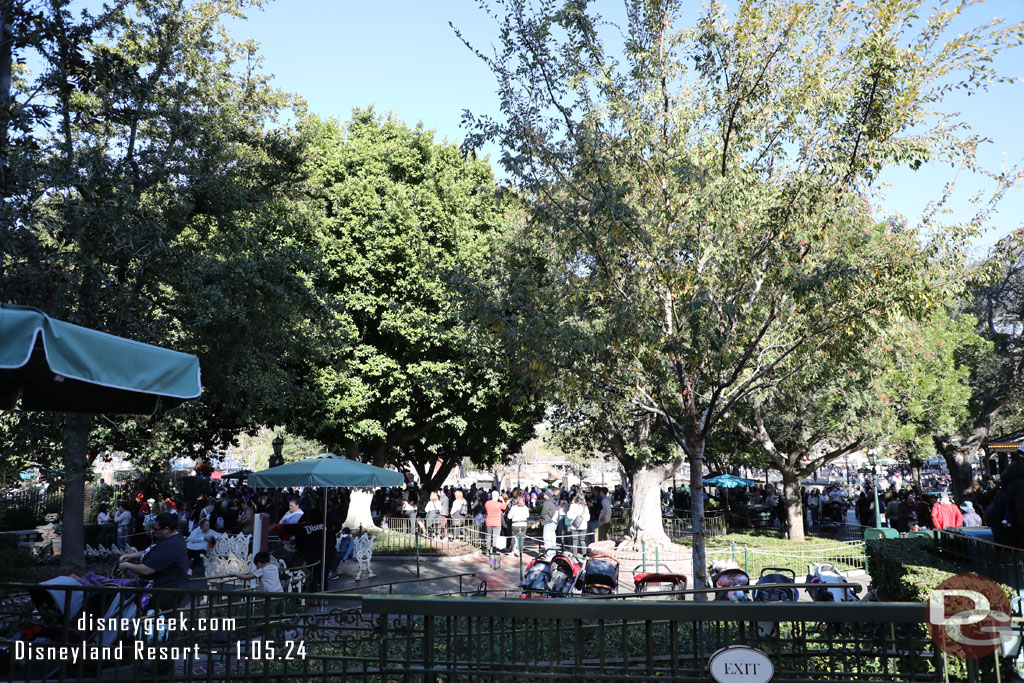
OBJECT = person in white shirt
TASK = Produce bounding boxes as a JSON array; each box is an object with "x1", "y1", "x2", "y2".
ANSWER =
[
  {"x1": 424, "y1": 492, "x2": 442, "y2": 537},
  {"x1": 279, "y1": 498, "x2": 303, "y2": 525},
  {"x1": 567, "y1": 494, "x2": 590, "y2": 555},
  {"x1": 97, "y1": 506, "x2": 111, "y2": 525},
  {"x1": 508, "y1": 495, "x2": 530, "y2": 556},
  {"x1": 449, "y1": 489, "x2": 468, "y2": 539},
  {"x1": 234, "y1": 551, "x2": 283, "y2": 593},
  {"x1": 598, "y1": 488, "x2": 613, "y2": 541},
  {"x1": 185, "y1": 519, "x2": 221, "y2": 572}
]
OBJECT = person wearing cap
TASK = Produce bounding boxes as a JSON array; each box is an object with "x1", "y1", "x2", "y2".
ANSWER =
[
  {"x1": 961, "y1": 500, "x2": 982, "y2": 526},
  {"x1": 931, "y1": 492, "x2": 963, "y2": 530}
]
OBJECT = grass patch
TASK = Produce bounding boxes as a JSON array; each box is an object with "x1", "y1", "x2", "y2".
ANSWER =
[
  {"x1": 370, "y1": 531, "x2": 478, "y2": 557},
  {"x1": 706, "y1": 531, "x2": 855, "y2": 550},
  {"x1": 674, "y1": 530, "x2": 866, "y2": 578}
]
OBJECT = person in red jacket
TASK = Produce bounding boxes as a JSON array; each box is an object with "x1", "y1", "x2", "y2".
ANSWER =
[
  {"x1": 484, "y1": 490, "x2": 507, "y2": 554},
  {"x1": 931, "y1": 493, "x2": 963, "y2": 530}
]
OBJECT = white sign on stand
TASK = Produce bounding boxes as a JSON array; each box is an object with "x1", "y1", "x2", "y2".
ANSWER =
[{"x1": 708, "y1": 645, "x2": 774, "y2": 682}]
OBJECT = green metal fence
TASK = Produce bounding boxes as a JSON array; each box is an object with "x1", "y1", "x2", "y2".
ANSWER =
[
  {"x1": 0, "y1": 581, "x2": 980, "y2": 681},
  {"x1": 707, "y1": 541, "x2": 867, "y2": 578},
  {"x1": 0, "y1": 486, "x2": 64, "y2": 531},
  {"x1": 664, "y1": 511, "x2": 728, "y2": 539},
  {"x1": 934, "y1": 528, "x2": 1024, "y2": 591}
]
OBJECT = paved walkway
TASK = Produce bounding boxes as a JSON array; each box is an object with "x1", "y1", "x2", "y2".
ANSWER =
[{"x1": 325, "y1": 551, "x2": 531, "y2": 598}]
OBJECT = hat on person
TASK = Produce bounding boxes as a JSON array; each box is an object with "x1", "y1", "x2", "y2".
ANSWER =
[
  {"x1": 960, "y1": 501, "x2": 974, "y2": 512},
  {"x1": 136, "y1": 494, "x2": 144, "y2": 500},
  {"x1": 147, "y1": 498, "x2": 155, "y2": 504}
]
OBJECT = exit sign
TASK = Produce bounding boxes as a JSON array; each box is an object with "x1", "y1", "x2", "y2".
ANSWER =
[{"x1": 709, "y1": 645, "x2": 774, "y2": 682}]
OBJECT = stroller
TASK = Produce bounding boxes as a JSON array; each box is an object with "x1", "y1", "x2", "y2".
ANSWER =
[
  {"x1": 579, "y1": 554, "x2": 620, "y2": 595},
  {"x1": 806, "y1": 562, "x2": 858, "y2": 602},
  {"x1": 709, "y1": 560, "x2": 750, "y2": 601},
  {"x1": 633, "y1": 563, "x2": 687, "y2": 599},
  {"x1": 752, "y1": 567, "x2": 798, "y2": 635},
  {"x1": 1, "y1": 573, "x2": 145, "y2": 680},
  {"x1": 520, "y1": 549, "x2": 583, "y2": 598}
]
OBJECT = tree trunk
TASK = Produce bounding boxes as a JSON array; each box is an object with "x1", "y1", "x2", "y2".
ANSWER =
[
  {"x1": 0, "y1": 0, "x2": 13, "y2": 196},
  {"x1": 947, "y1": 456, "x2": 973, "y2": 505},
  {"x1": 689, "y1": 441, "x2": 707, "y2": 597},
  {"x1": 621, "y1": 464, "x2": 674, "y2": 549},
  {"x1": 341, "y1": 488, "x2": 379, "y2": 534},
  {"x1": 412, "y1": 457, "x2": 457, "y2": 499},
  {"x1": 781, "y1": 471, "x2": 804, "y2": 541},
  {"x1": 61, "y1": 413, "x2": 91, "y2": 569}
]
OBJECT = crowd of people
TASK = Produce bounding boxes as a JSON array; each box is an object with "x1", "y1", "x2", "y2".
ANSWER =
[
  {"x1": 92, "y1": 454, "x2": 1024, "y2": 598},
  {"x1": 371, "y1": 483, "x2": 624, "y2": 556},
  {"x1": 90, "y1": 480, "x2": 630, "y2": 594}
]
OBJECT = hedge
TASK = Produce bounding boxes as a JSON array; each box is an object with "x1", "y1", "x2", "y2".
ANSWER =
[
  {"x1": 865, "y1": 537, "x2": 964, "y2": 602},
  {"x1": 866, "y1": 537, "x2": 1017, "y2": 681}
]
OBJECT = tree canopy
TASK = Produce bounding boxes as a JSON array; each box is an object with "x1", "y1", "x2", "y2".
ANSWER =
[
  {"x1": 0, "y1": 0, "x2": 318, "y2": 564},
  {"x1": 291, "y1": 111, "x2": 544, "y2": 487},
  {"x1": 461, "y1": 0, "x2": 1022, "y2": 587}
]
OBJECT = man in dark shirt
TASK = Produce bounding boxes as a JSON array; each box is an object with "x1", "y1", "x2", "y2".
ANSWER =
[
  {"x1": 119, "y1": 512, "x2": 189, "y2": 609},
  {"x1": 287, "y1": 517, "x2": 327, "y2": 591}
]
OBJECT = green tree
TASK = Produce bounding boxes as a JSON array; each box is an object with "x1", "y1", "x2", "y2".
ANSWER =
[
  {"x1": 916, "y1": 231, "x2": 1024, "y2": 500},
  {"x1": 727, "y1": 306, "x2": 977, "y2": 539},
  {"x1": 461, "y1": 0, "x2": 1020, "y2": 588},
  {"x1": 291, "y1": 111, "x2": 544, "y2": 527},
  {"x1": 0, "y1": 0, "x2": 313, "y2": 566}
]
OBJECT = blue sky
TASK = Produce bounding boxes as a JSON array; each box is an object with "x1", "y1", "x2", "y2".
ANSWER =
[{"x1": 232, "y1": 1, "x2": 1020, "y2": 254}]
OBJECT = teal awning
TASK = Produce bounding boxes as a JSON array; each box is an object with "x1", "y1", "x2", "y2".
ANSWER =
[
  {"x1": 249, "y1": 453, "x2": 404, "y2": 488},
  {"x1": 0, "y1": 303, "x2": 201, "y2": 414}
]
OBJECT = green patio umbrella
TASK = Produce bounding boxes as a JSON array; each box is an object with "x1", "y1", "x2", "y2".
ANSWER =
[
  {"x1": 703, "y1": 474, "x2": 758, "y2": 488},
  {"x1": 249, "y1": 453, "x2": 404, "y2": 488},
  {"x1": 0, "y1": 303, "x2": 202, "y2": 567},
  {"x1": 0, "y1": 303, "x2": 201, "y2": 413},
  {"x1": 250, "y1": 453, "x2": 404, "y2": 590},
  {"x1": 704, "y1": 475, "x2": 758, "y2": 530}
]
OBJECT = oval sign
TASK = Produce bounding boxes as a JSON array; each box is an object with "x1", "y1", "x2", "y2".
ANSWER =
[{"x1": 708, "y1": 645, "x2": 774, "y2": 683}]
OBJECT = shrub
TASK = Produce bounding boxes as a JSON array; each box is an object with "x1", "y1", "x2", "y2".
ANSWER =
[{"x1": 865, "y1": 537, "x2": 964, "y2": 602}]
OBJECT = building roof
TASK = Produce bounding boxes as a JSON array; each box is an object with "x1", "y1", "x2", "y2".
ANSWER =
[{"x1": 986, "y1": 428, "x2": 1024, "y2": 451}]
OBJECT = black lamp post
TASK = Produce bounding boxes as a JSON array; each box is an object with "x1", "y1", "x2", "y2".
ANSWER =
[
  {"x1": 270, "y1": 435, "x2": 284, "y2": 468},
  {"x1": 867, "y1": 450, "x2": 881, "y2": 528}
]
